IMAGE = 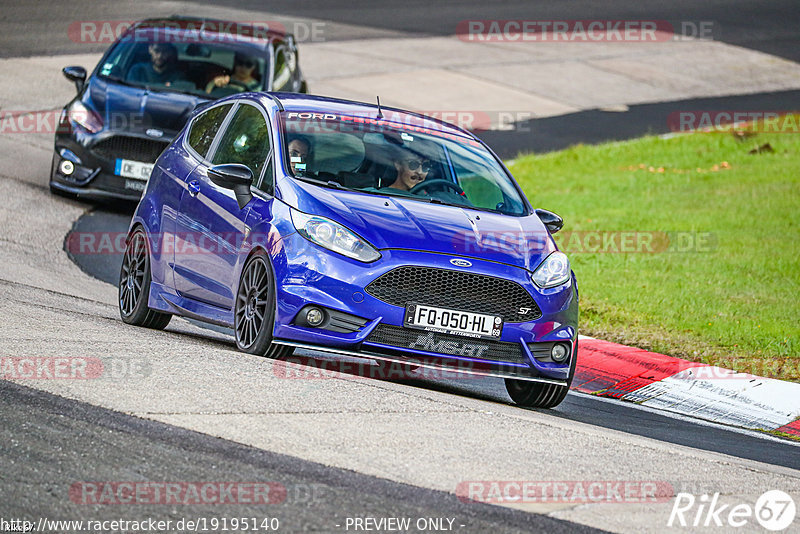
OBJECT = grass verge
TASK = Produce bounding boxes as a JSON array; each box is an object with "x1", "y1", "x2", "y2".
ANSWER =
[{"x1": 508, "y1": 119, "x2": 799, "y2": 380}]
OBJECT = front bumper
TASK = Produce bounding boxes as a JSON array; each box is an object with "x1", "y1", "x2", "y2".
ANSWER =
[
  {"x1": 50, "y1": 132, "x2": 167, "y2": 201},
  {"x1": 271, "y1": 232, "x2": 578, "y2": 383}
]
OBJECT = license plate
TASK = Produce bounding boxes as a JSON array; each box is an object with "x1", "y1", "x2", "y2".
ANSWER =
[
  {"x1": 115, "y1": 159, "x2": 154, "y2": 181},
  {"x1": 124, "y1": 179, "x2": 147, "y2": 192},
  {"x1": 404, "y1": 302, "x2": 503, "y2": 339}
]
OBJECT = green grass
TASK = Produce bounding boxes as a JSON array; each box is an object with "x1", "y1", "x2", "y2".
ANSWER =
[{"x1": 507, "y1": 123, "x2": 800, "y2": 379}]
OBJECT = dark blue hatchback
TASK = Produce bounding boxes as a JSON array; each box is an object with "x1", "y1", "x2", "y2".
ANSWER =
[
  {"x1": 50, "y1": 17, "x2": 306, "y2": 201},
  {"x1": 119, "y1": 92, "x2": 578, "y2": 408}
]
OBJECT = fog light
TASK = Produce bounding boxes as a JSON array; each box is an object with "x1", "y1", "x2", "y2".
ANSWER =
[
  {"x1": 551, "y1": 343, "x2": 570, "y2": 363},
  {"x1": 59, "y1": 160, "x2": 75, "y2": 176},
  {"x1": 306, "y1": 307, "x2": 325, "y2": 327}
]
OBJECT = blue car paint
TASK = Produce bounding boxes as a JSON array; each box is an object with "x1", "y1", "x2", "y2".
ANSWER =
[{"x1": 129, "y1": 92, "x2": 578, "y2": 383}]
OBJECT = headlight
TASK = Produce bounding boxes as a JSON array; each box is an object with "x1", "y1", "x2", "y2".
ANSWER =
[
  {"x1": 290, "y1": 209, "x2": 381, "y2": 263},
  {"x1": 63, "y1": 100, "x2": 103, "y2": 133},
  {"x1": 532, "y1": 251, "x2": 571, "y2": 288}
]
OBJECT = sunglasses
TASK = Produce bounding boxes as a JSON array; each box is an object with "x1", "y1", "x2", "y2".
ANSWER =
[
  {"x1": 405, "y1": 160, "x2": 433, "y2": 172},
  {"x1": 237, "y1": 60, "x2": 256, "y2": 68}
]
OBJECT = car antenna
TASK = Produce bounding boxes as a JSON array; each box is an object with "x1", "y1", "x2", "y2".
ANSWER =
[{"x1": 376, "y1": 96, "x2": 383, "y2": 119}]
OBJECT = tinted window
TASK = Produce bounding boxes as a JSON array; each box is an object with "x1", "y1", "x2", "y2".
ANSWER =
[
  {"x1": 97, "y1": 36, "x2": 268, "y2": 97},
  {"x1": 187, "y1": 104, "x2": 232, "y2": 158},
  {"x1": 271, "y1": 43, "x2": 294, "y2": 91},
  {"x1": 211, "y1": 104, "x2": 271, "y2": 180},
  {"x1": 256, "y1": 159, "x2": 274, "y2": 195},
  {"x1": 280, "y1": 112, "x2": 528, "y2": 215}
]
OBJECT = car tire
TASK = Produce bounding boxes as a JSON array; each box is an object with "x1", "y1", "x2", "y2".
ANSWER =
[
  {"x1": 504, "y1": 340, "x2": 577, "y2": 408},
  {"x1": 234, "y1": 251, "x2": 291, "y2": 359},
  {"x1": 118, "y1": 227, "x2": 172, "y2": 330}
]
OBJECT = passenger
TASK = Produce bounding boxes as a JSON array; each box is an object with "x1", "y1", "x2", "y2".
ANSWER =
[
  {"x1": 206, "y1": 52, "x2": 261, "y2": 93},
  {"x1": 128, "y1": 43, "x2": 183, "y2": 86},
  {"x1": 286, "y1": 135, "x2": 311, "y2": 174}
]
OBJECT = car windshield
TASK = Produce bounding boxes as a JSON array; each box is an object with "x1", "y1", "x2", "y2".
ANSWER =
[
  {"x1": 97, "y1": 37, "x2": 267, "y2": 98},
  {"x1": 280, "y1": 111, "x2": 528, "y2": 215}
]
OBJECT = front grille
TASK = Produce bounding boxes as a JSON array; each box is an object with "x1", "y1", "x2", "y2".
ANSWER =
[
  {"x1": 366, "y1": 324, "x2": 527, "y2": 365},
  {"x1": 92, "y1": 136, "x2": 169, "y2": 163},
  {"x1": 365, "y1": 266, "x2": 541, "y2": 322}
]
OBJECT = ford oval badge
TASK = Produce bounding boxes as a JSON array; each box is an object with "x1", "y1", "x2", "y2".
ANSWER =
[
  {"x1": 146, "y1": 128, "x2": 164, "y2": 138},
  {"x1": 450, "y1": 258, "x2": 472, "y2": 268}
]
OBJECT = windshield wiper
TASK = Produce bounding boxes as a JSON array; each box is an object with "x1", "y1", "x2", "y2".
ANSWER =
[
  {"x1": 102, "y1": 75, "x2": 141, "y2": 89},
  {"x1": 292, "y1": 173, "x2": 357, "y2": 192}
]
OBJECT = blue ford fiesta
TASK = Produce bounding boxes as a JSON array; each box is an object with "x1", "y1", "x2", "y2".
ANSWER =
[{"x1": 119, "y1": 92, "x2": 578, "y2": 408}]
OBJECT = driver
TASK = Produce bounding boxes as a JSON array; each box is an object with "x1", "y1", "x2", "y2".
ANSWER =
[
  {"x1": 206, "y1": 52, "x2": 261, "y2": 93},
  {"x1": 386, "y1": 150, "x2": 432, "y2": 191},
  {"x1": 128, "y1": 43, "x2": 183, "y2": 86}
]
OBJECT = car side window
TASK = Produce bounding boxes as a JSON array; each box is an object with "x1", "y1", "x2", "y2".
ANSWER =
[
  {"x1": 271, "y1": 43, "x2": 293, "y2": 91},
  {"x1": 256, "y1": 158, "x2": 275, "y2": 195},
  {"x1": 210, "y1": 104, "x2": 271, "y2": 181},
  {"x1": 187, "y1": 104, "x2": 232, "y2": 159}
]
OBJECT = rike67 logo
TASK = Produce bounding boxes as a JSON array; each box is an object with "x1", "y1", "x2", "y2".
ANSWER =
[{"x1": 669, "y1": 490, "x2": 797, "y2": 531}]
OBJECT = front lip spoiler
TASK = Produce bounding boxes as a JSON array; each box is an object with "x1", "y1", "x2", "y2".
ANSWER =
[
  {"x1": 272, "y1": 340, "x2": 568, "y2": 385},
  {"x1": 49, "y1": 180, "x2": 142, "y2": 202}
]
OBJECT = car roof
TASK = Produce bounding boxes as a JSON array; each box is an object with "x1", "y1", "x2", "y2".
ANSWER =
[
  {"x1": 125, "y1": 16, "x2": 289, "y2": 51},
  {"x1": 267, "y1": 92, "x2": 479, "y2": 142}
]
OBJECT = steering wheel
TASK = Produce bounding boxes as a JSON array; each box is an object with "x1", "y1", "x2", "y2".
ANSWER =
[
  {"x1": 409, "y1": 179, "x2": 465, "y2": 196},
  {"x1": 225, "y1": 79, "x2": 251, "y2": 91}
]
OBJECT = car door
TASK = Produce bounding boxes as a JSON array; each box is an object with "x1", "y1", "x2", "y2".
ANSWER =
[
  {"x1": 155, "y1": 102, "x2": 231, "y2": 290},
  {"x1": 174, "y1": 101, "x2": 273, "y2": 309}
]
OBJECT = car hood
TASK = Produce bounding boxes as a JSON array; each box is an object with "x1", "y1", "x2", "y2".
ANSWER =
[
  {"x1": 279, "y1": 178, "x2": 557, "y2": 272},
  {"x1": 86, "y1": 77, "x2": 208, "y2": 138}
]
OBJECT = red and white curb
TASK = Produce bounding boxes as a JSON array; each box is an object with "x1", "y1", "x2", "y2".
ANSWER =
[{"x1": 574, "y1": 336, "x2": 800, "y2": 437}]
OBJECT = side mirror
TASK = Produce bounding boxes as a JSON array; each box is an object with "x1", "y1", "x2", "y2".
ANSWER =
[
  {"x1": 63, "y1": 66, "x2": 87, "y2": 93},
  {"x1": 208, "y1": 164, "x2": 253, "y2": 209},
  {"x1": 535, "y1": 208, "x2": 564, "y2": 234}
]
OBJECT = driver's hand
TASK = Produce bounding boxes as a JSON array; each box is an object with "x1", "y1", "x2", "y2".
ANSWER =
[{"x1": 212, "y1": 75, "x2": 231, "y2": 87}]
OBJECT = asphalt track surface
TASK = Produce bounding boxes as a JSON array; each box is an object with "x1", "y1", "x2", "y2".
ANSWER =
[
  {"x1": 2, "y1": 1, "x2": 800, "y2": 531},
  {"x1": 0, "y1": 380, "x2": 604, "y2": 533}
]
